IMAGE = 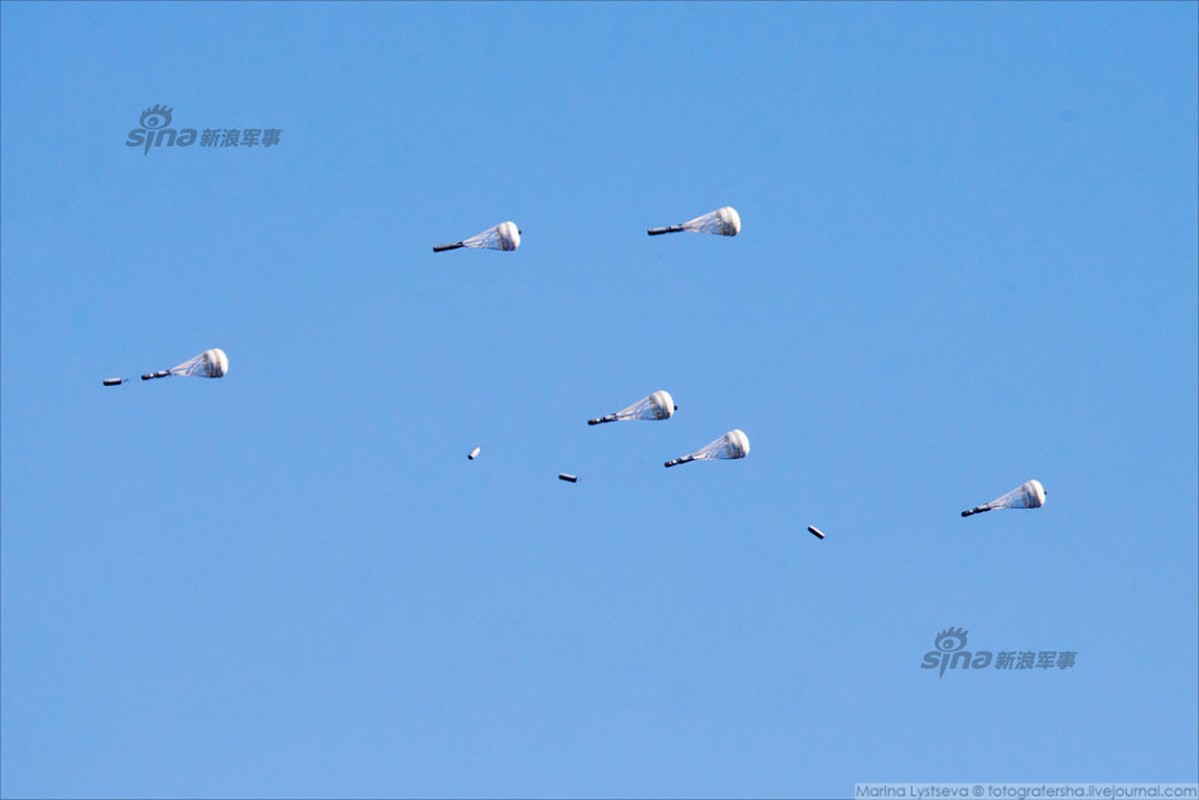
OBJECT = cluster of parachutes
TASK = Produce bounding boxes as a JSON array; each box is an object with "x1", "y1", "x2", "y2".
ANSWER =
[
  {"x1": 430, "y1": 206, "x2": 742, "y2": 256},
  {"x1": 102, "y1": 203, "x2": 1046, "y2": 524},
  {"x1": 433, "y1": 211, "x2": 752, "y2": 477},
  {"x1": 585, "y1": 389, "x2": 750, "y2": 469}
]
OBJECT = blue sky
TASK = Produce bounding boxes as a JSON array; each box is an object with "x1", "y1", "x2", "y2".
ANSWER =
[{"x1": 2, "y1": 2, "x2": 1196, "y2": 797}]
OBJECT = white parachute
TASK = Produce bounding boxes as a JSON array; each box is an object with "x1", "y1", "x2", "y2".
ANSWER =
[
  {"x1": 588, "y1": 390, "x2": 676, "y2": 425},
  {"x1": 664, "y1": 428, "x2": 750, "y2": 467},
  {"x1": 648, "y1": 206, "x2": 741, "y2": 237},
  {"x1": 434, "y1": 221, "x2": 521, "y2": 252},
  {"x1": 141, "y1": 348, "x2": 229, "y2": 381},
  {"x1": 961, "y1": 479, "x2": 1046, "y2": 517}
]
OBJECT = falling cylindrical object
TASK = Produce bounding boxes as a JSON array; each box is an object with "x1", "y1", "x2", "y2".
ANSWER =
[
  {"x1": 808, "y1": 525, "x2": 825, "y2": 540},
  {"x1": 102, "y1": 377, "x2": 127, "y2": 387},
  {"x1": 467, "y1": 446, "x2": 481, "y2": 460},
  {"x1": 558, "y1": 473, "x2": 578, "y2": 483}
]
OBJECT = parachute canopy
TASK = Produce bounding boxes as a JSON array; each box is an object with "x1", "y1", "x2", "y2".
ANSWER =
[
  {"x1": 588, "y1": 390, "x2": 676, "y2": 425},
  {"x1": 962, "y1": 479, "x2": 1046, "y2": 517},
  {"x1": 142, "y1": 348, "x2": 229, "y2": 381},
  {"x1": 664, "y1": 428, "x2": 750, "y2": 467},
  {"x1": 434, "y1": 221, "x2": 521, "y2": 253},
  {"x1": 648, "y1": 206, "x2": 741, "y2": 237}
]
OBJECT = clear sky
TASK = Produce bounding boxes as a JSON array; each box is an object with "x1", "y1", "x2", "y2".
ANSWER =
[{"x1": 2, "y1": 2, "x2": 1196, "y2": 798}]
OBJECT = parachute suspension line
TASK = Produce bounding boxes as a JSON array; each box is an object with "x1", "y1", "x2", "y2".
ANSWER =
[{"x1": 647, "y1": 225, "x2": 685, "y2": 236}]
